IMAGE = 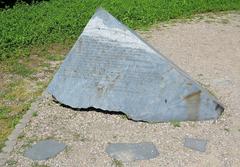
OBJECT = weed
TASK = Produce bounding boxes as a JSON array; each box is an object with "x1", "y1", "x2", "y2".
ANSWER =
[
  {"x1": 112, "y1": 159, "x2": 124, "y2": 167},
  {"x1": 170, "y1": 120, "x2": 181, "y2": 127},
  {"x1": 10, "y1": 63, "x2": 34, "y2": 77},
  {"x1": 5, "y1": 159, "x2": 17, "y2": 166},
  {"x1": 45, "y1": 54, "x2": 64, "y2": 61},
  {"x1": 64, "y1": 146, "x2": 71, "y2": 154},
  {"x1": 120, "y1": 114, "x2": 128, "y2": 120},
  {"x1": 224, "y1": 128, "x2": 230, "y2": 132},
  {"x1": 32, "y1": 111, "x2": 38, "y2": 117},
  {"x1": 0, "y1": 105, "x2": 11, "y2": 119}
]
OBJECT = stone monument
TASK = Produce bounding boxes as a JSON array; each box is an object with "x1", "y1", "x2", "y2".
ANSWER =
[{"x1": 48, "y1": 8, "x2": 224, "y2": 122}]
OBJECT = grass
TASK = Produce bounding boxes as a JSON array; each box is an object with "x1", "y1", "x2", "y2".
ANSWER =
[
  {"x1": 170, "y1": 120, "x2": 181, "y2": 128},
  {"x1": 0, "y1": 80, "x2": 34, "y2": 150},
  {"x1": 5, "y1": 159, "x2": 17, "y2": 166},
  {"x1": 0, "y1": 0, "x2": 239, "y2": 152},
  {"x1": 1, "y1": 0, "x2": 240, "y2": 62},
  {"x1": 32, "y1": 111, "x2": 38, "y2": 117},
  {"x1": 112, "y1": 159, "x2": 124, "y2": 167}
]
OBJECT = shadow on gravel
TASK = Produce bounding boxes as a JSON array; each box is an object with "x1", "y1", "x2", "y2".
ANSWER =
[
  {"x1": 51, "y1": 96, "x2": 155, "y2": 123},
  {"x1": 51, "y1": 95, "x2": 162, "y2": 124},
  {"x1": 52, "y1": 96, "x2": 128, "y2": 116}
]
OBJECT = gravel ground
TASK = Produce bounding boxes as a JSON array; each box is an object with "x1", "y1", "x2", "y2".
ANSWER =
[{"x1": 5, "y1": 12, "x2": 240, "y2": 167}]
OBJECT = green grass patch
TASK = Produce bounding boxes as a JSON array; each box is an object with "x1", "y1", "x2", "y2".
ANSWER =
[
  {"x1": 0, "y1": 105, "x2": 11, "y2": 119},
  {"x1": 170, "y1": 120, "x2": 181, "y2": 127},
  {"x1": 32, "y1": 111, "x2": 38, "y2": 117},
  {"x1": 0, "y1": 102, "x2": 31, "y2": 151},
  {"x1": 10, "y1": 63, "x2": 34, "y2": 77},
  {"x1": 1, "y1": 0, "x2": 240, "y2": 62},
  {"x1": 112, "y1": 159, "x2": 124, "y2": 167},
  {"x1": 5, "y1": 159, "x2": 17, "y2": 166},
  {"x1": 0, "y1": 77, "x2": 44, "y2": 151},
  {"x1": 44, "y1": 54, "x2": 64, "y2": 61}
]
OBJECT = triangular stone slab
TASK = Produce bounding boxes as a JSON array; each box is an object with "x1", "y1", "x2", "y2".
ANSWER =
[{"x1": 48, "y1": 8, "x2": 224, "y2": 122}]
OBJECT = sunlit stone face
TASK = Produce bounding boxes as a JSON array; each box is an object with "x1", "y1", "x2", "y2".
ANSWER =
[{"x1": 47, "y1": 9, "x2": 223, "y2": 122}]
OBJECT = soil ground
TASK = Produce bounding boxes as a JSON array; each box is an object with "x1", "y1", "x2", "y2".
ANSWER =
[{"x1": 4, "y1": 12, "x2": 240, "y2": 167}]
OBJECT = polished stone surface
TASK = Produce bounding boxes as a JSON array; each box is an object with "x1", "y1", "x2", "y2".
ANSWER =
[
  {"x1": 48, "y1": 8, "x2": 223, "y2": 122},
  {"x1": 106, "y1": 142, "x2": 159, "y2": 162}
]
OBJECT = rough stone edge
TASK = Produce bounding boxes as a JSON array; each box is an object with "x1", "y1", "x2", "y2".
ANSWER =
[{"x1": 0, "y1": 90, "x2": 48, "y2": 166}]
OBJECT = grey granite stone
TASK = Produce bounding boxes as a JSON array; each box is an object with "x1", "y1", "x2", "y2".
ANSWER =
[
  {"x1": 184, "y1": 138, "x2": 207, "y2": 152},
  {"x1": 24, "y1": 140, "x2": 66, "y2": 160},
  {"x1": 47, "y1": 8, "x2": 224, "y2": 122},
  {"x1": 106, "y1": 142, "x2": 159, "y2": 162}
]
